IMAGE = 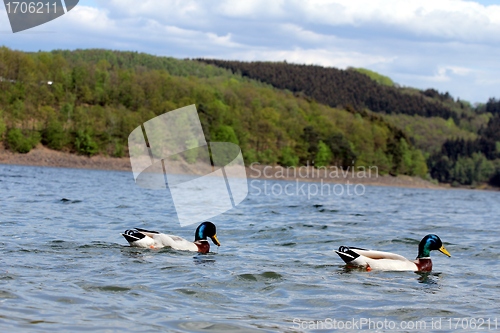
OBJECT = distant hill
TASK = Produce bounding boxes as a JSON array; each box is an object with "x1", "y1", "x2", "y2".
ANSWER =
[
  {"x1": 351, "y1": 67, "x2": 394, "y2": 87},
  {"x1": 199, "y1": 59, "x2": 500, "y2": 187},
  {"x1": 0, "y1": 47, "x2": 498, "y2": 186},
  {"x1": 198, "y1": 59, "x2": 459, "y2": 121},
  {"x1": 51, "y1": 49, "x2": 233, "y2": 78},
  {"x1": 0, "y1": 47, "x2": 428, "y2": 177}
]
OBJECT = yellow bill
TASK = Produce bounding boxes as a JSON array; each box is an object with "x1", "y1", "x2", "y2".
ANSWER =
[
  {"x1": 439, "y1": 245, "x2": 451, "y2": 257},
  {"x1": 211, "y1": 234, "x2": 221, "y2": 246}
]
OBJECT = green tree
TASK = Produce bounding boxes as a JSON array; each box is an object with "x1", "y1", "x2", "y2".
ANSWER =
[
  {"x1": 372, "y1": 149, "x2": 391, "y2": 175},
  {"x1": 353, "y1": 68, "x2": 395, "y2": 86},
  {"x1": 258, "y1": 149, "x2": 278, "y2": 165},
  {"x1": 399, "y1": 138, "x2": 413, "y2": 174},
  {"x1": 326, "y1": 132, "x2": 357, "y2": 168},
  {"x1": 315, "y1": 141, "x2": 332, "y2": 167},
  {"x1": 112, "y1": 141, "x2": 125, "y2": 158},
  {"x1": 74, "y1": 130, "x2": 99, "y2": 156},
  {"x1": 410, "y1": 149, "x2": 428, "y2": 177},
  {"x1": 42, "y1": 118, "x2": 66, "y2": 150},
  {"x1": 279, "y1": 146, "x2": 299, "y2": 167},
  {"x1": 0, "y1": 110, "x2": 6, "y2": 138},
  {"x1": 6, "y1": 128, "x2": 34, "y2": 153},
  {"x1": 213, "y1": 125, "x2": 239, "y2": 144}
]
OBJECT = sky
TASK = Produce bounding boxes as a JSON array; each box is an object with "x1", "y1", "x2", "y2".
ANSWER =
[{"x1": 1, "y1": 0, "x2": 500, "y2": 104}]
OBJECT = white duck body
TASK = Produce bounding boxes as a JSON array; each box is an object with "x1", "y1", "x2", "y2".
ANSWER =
[
  {"x1": 124, "y1": 229, "x2": 198, "y2": 251},
  {"x1": 337, "y1": 248, "x2": 419, "y2": 271},
  {"x1": 121, "y1": 222, "x2": 220, "y2": 254},
  {"x1": 335, "y1": 235, "x2": 450, "y2": 272}
]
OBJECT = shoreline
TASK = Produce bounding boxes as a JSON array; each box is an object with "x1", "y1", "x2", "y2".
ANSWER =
[
  {"x1": 245, "y1": 163, "x2": 441, "y2": 189},
  {"x1": 0, "y1": 145, "x2": 494, "y2": 191},
  {"x1": 0, "y1": 145, "x2": 132, "y2": 172}
]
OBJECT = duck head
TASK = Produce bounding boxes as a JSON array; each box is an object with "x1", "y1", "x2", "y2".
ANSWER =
[
  {"x1": 417, "y1": 234, "x2": 451, "y2": 258},
  {"x1": 195, "y1": 221, "x2": 220, "y2": 246}
]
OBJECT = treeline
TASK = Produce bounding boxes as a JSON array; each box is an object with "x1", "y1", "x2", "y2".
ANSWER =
[
  {"x1": 484, "y1": 98, "x2": 500, "y2": 115},
  {"x1": 51, "y1": 49, "x2": 232, "y2": 78},
  {"x1": 428, "y1": 114, "x2": 500, "y2": 186},
  {"x1": 351, "y1": 68, "x2": 394, "y2": 87},
  {"x1": 383, "y1": 114, "x2": 478, "y2": 154},
  {"x1": 199, "y1": 59, "x2": 500, "y2": 187},
  {"x1": 198, "y1": 59, "x2": 459, "y2": 122},
  {"x1": 0, "y1": 47, "x2": 427, "y2": 177}
]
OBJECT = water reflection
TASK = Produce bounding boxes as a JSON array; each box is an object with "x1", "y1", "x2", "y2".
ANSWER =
[
  {"x1": 416, "y1": 271, "x2": 442, "y2": 286},
  {"x1": 193, "y1": 254, "x2": 217, "y2": 265}
]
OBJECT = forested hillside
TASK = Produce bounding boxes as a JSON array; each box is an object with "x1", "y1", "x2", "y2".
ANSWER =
[
  {"x1": 427, "y1": 105, "x2": 500, "y2": 186},
  {"x1": 198, "y1": 59, "x2": 459, "y2": 121},
  {"x1": 0, "y1": 47, "x2": 499, "y2": 186},
  {"x1": 0, "y1": 47, "x2": 427, "y2": 177},
  {"x1": 199, "y1": 59, "x2": 500, "y2": 187}
]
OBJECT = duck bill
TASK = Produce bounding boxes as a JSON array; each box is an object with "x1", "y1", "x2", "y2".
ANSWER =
[
  {"x1": 211, "y1": 234, "x2": 221, "y2": 246},
  {"x1": 439, "y1": 245, "x2": 451, "y2": 257}
]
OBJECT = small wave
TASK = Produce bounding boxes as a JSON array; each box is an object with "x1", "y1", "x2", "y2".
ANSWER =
[
  {"x1": 0, "y1": 289, "x2": 18, "y2": 299},
  {"x1": 318, "y1": 208, "x2": 339, "y2": 213},
  {"x1": 237, "y1": 271, "x2": 283, "y2": 281},
  {"x1": 81, "y1": 284, "x2": 131, "y2": 293},
  {"x1": 59, "y1": 198, "x2": 82, "y2": 204},
  {"x1": 175, "y1": 320, "x2": 262, "y2": 333}
]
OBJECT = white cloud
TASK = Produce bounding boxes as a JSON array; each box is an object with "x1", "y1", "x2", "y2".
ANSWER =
[
  {"x1": 68, "y1": 6, "x2": 114, "y2": 31},
  {"x1": 101, "y1": 0, "x2": 210, "y2": 26},
  {"x1": 426, "y1": 66, "x2": 474, "y2": 82},
  {"x1": 392, "y1": 52, "x2": 500, "y2": 101},
  {"x1": 279, "y1": 0, "x2": 500, "y2": 43},
  {"x1": 279, "y1": 24, "x2": 339, "y2": 44},
  {"x1": 217, "y1": 0, "x2": 287, "y2": 18},
  {"x1": 224, "y1": 47, "x2": 396, "y2": 69},
  {"x1": 206, "y1": 33, "x2": 240, "y2": 48},
  {"x1": 95, "y1": 0, "x2": 500, "y2": 43}
]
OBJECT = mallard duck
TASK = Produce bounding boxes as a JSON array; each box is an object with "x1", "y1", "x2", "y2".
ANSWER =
[
  {"x1": 121, "y1": 221, "x2": 220, "y2": 254},
  {"x1": 335, "y1": 234, "x2": 451, "y2": 271}
]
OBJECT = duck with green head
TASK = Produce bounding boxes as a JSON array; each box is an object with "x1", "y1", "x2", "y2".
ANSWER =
[
  {"x1": 122, "y1": 221, "x2": 220, "y2": 254},
  {"x1": 335, "y1": 234, "x2": 451, "y2": 271}
]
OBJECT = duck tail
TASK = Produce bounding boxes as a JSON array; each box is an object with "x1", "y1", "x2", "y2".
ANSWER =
[
  {"x1": 335, "y1": 246, "x2": 360, "y2": 264},
  {"x1": 134, "y1": 227, "x2": 159, "y2": 234},
  {"x1": 121, "y1": 229, "x2": 146, "y2": 244}
]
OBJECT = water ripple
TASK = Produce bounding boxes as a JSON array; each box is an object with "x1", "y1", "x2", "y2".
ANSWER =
[{"x1": 0, "y1": 165, "x2": 499, "y2": 332}]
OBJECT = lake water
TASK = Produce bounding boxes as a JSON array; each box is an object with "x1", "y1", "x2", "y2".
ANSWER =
[{"x1": 1, "y1": 164, "x2": 499, "y2": 332}]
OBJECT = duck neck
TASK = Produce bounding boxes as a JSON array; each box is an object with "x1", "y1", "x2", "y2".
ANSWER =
[{"x1": 417, "y1": 242, "x2": 431, "y2": 259}]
